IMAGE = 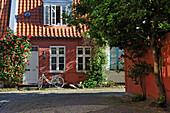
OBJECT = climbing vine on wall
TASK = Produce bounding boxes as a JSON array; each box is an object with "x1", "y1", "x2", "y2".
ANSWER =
[{"x1": 81, "y1": 47, "x2": 108, "y2": 88}]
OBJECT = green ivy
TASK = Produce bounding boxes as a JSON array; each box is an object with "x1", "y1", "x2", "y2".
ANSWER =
[
  {"x1": 127, "y1": 60, "x2": 152, "y2": 85},
  {"x1": 81, "y1": 48, "x2": 107, "y2": 88},
  {"x1": 0, "y1": 27, "x2": 31, "y2": 87}
]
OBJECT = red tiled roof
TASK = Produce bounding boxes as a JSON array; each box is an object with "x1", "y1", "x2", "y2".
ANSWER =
[
  {"x1": 17, "y1": 0, "x2": 87, "y2": 38},
  {"x1": 0, "y1": 0, "x2": 11, "y2": 34}
]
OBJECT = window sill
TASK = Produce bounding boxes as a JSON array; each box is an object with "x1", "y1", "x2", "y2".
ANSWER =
[
  {"x1": 49, "y1": 70, "x2": 66, "y2": 73},
  {"x1": 76, "y1": 71, "x2": 90, "y2": 73},
  {"x1": 76, "y1": 72, "x2": 85, "y2": 73}
]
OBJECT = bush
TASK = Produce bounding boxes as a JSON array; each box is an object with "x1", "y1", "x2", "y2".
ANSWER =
[
  {"x1": 81, "y1": 48, "x2": 107, "y2": 88},
  {"x1": 131, "y1": 93, "x2": 145, "y2": 102},
  {"x1": 0, "y1": 27, "x2": 31, "y2": 87}
]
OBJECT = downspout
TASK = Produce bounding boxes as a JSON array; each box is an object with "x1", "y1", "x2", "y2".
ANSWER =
[{"x1": 9, "y1": 0, "x2": 19, "y2": 34}]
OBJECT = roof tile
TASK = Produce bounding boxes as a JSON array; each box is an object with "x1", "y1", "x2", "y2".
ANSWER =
[
  {"x1": 16, "y1": 0, "x2": 86, "y2": 38},
  {"x1": 0, "y1": 0, "x2": 10, "y2": 33}
]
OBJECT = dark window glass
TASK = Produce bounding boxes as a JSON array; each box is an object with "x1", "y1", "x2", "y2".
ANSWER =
[
  {"x1": 59, "y1": 48, "x2": 64, "y2": 54},
  {"x1": 31, "y1": 47, "x2": 38, "y2": 51},
  {"x1": 52, "y1": 64, "x2": 56, "y2": 70},
  {"x1": 85, "y1": 57, "x2": 90, "y2": 70},
  {"x1": 78, "y1": 48, "x2": 83, "y2": 54},
  {"x1": 78, "y1": 64, "x2": 83, "y2": 71},
  {"x1": 51, "y1": 48, "x2": 56, "y2": 54},
  {"x1": 78, "y1": 57, "x2": 83, "y2": 63},
  {"x1": 85, "y1": 48, "x2": 90, "y2": 54},
  {"x1": 52, "y1": 6, "x2": 56, "y2": 24},
  {"x1": 56, "y1": 6, "x2": 60, "y2": 24},
  {"x1": 45, "y1": 6, "x2": 49, "y2": 24},
  {"x1": 52, "y1": 57, "x2": 56, "y2": 63},
  {"x1": 62, "y1": 6, "x2": 66, "y2": 24},
  {"x1": 59, "y1": 57, "x2": 64, "y2": 63},
  {"x1": 59, "y1": 64, "x2": 64, "y2": 70}
]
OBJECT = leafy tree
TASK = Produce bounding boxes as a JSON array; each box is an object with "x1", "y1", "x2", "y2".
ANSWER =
[
  {"x1": 64, "y1": 0, "x2": 170, "y2": 106},
  {"x1": 0, "y1": 28, "x2": 31, "y2": 87}
]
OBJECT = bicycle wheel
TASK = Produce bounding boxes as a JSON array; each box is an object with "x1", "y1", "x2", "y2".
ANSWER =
[
  {"x1": 38, "y1": 77, "x2": 43, "y2": 89},
  {"x1": 53, "y1": 77, "x2": 64, "y2": 88}
]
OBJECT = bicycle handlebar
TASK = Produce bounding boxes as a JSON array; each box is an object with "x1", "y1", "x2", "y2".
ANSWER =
[{"x1": 40, "y1": 70, "x2": 49, "y2": 73}]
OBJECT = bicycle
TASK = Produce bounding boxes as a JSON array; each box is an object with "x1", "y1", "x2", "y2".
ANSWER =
[{"x1": 38, "y1": 70, "x2": 64, "y2": 89}]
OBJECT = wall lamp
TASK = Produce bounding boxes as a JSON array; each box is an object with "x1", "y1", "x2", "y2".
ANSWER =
[{"x1": 42, "y1": 51, "x2": 47, "y2": 59}]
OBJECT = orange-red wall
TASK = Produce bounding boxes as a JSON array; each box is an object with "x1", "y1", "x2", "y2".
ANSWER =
[
  {"x1": 125, "y1": 33, "x2": 170, "y2": 102},
  {"x1": 31, "y1": 37, "x2": 87, "y2": 84}
]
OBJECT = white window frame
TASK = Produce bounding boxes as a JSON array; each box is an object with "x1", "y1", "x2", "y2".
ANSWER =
[
  {"x1": 51, "y1": 5, "x2": 56, "y2": 25},
  {"x1": 76, "y1": 46, "x2": 91, "y2": 73},
  {"x1": 44, "y1": 5, "x2": 50, "y2": 25},
  {"x1": 50, "y1": 46, "x2": 66, "y2": 73},
  {"x1": 44, "y1": 5, "x2": 68, "y2": 26}
]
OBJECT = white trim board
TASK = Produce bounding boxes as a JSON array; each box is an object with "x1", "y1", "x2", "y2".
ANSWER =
[{"x1": 9, "y1": 0, "x2": 19, "y2": 34}]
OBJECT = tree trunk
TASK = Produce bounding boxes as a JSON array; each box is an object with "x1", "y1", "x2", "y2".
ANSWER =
[
  {"x1": 151, "y1": 37, "x2": 166, "y2": 98},
  {"x1": 140, "y1": 76, "x2": 146, "y2": 99}
]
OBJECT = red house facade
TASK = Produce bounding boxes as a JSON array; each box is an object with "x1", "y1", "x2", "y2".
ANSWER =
[
  {"x1": 1, "y1": 0, "x2": 91, "y2": 84},
  {"x1": 125, "y1": 33, "x2": 170, "y2": 103}
]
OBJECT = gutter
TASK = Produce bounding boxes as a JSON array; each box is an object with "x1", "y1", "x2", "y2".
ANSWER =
[
  {"x1": 21, "y1": 35, "x2": 83, "y2": 39},
  {"x1": 9, "y1": 0, "x2": 19, "y2": 34}
]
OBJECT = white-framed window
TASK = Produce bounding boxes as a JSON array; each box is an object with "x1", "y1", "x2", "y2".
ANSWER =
[
  {"x1": 76, "y1": 46, "x2": 91, "y2": 72},
  {"x1": 44, "y1": 5, "x2": 67, "y2": 26},
  {"x1": 50, "y1": 46, "x2": 66, "y2": 73}
]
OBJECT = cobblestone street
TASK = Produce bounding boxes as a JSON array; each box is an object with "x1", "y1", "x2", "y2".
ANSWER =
[{"x1": 0, "y1": 87, "x2": 168, "y2": 113}]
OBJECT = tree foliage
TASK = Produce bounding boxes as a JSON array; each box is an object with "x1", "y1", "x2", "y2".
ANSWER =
[
  {"x1": 64, "y1": 0, "x2": 170, "y2": 107},
  {"x1": 66, "y1": 0, "x2": 169, "y2": 48}
]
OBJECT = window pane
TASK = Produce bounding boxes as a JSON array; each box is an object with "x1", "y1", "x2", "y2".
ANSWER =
[
  {"x1": 85, "y1": 48, "x2": 90, "y2": 54},
  {"x1": 110, "y1": 64, "x2": 117, "y2": 70},
  {"x1": 59, "y1": 64, "x2": 64, "y2": 70},
  {"x1": 85, "y1": 57, "x2": 90, "y2": 70},
  {"x1": 59, "y1": 48, "x2": 64, "y2": 54},
  {"x1": 59, "y1": 57, "x2": 64, "y2": 63},
  {"x1": 56, "y1": 6, "x2": 60, "y2": 25},
  {"x1": 78, "y1": 57, "x2": 83, "y2": 63},
  {"x1": 63, "y1": 19, "x2": 66, "y2": 25},
  {"x1": 62, "y1": 6, "x2": 66, "y2": 25},
  {"x1": 111, "y1": 47, "x2": 117, "y2": 51},
  {"x1": 31, "y1": 47, "x2": 38, "y2": 51},
  {"x1": 62, "y1": 6, "x2": 66, "y2": 12},
  {"x1": 52, "y1": 64, "x2": 56, "y2": 70},
  {"x1": 52, "y1": 57, "x2": 56, "y2": 63},
  {"x1": 51, "y1": 48, "x2": 56, "y2": 54},
  {"x1": 78, "y1": 48, "x2": 83, "y2": 55},
  {"x1": 45, "y1": 6, "x2": 49, "y2": 24},
  {"x1": 52, "y1": 6, "x2": 55, "y2": 12},
  {"x1": 51, "y1": 6, "x2": 56, "y2": 25},
  {"x1": 78, "y1": 64, "x2": 83, "y2": 71},
  {"x1": 52, "y1": 19, "x2": 55, "y2": 24},
  {"x1": 111, "y1": 53, "x2": 117, "y2": 57}
]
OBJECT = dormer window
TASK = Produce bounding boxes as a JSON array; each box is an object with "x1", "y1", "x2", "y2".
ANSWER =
[
  {"x1": 43, "y1": 0, "x2": 73, "y2": 26},
  {"x1": 44, "y1": 5, "x2": 67, "y2": 26}
]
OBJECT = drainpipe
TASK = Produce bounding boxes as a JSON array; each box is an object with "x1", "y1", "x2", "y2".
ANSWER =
[{"x1": 9, "y1": 0, "x2": 19, "y2": 34}]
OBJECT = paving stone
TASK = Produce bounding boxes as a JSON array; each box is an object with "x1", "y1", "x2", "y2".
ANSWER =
[{"x1": 0, "y1": 87, "x2": 168, "y2": 113}]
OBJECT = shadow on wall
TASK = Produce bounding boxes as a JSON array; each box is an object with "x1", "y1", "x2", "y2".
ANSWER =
[
  {"x1": 162, "y1": 34, "x2": 170, "y2": 78},
  {"x1": 66, "y1": 49, "x2": 76, "y2": 72}
]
